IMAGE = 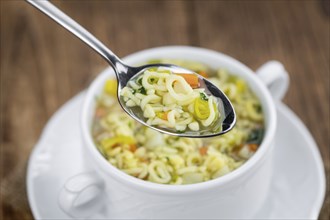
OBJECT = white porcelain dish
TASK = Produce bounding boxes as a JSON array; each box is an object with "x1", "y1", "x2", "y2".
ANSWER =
[
  {"x1": 27, "y1": 91, "x2": 325, "y2": 219},
  {"x1": 77, "y1": 47, "x2": 280, "y2": 219},
  {"x1": 26, "y1": 46, "x2": 325, "y2": 219}
]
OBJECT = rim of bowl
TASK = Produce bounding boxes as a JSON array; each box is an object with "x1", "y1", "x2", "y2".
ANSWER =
[{"x1": 81, "y1": 46, "x2": 277, "y2": 195}]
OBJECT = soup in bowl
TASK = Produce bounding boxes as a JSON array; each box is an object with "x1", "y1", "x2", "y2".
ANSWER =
[
  {"x1": 59, "y1": 46, "x2": 288, "y2": 219},
  {"x1": 92, "y1": 59, "x2": 264, "y2": 185}
]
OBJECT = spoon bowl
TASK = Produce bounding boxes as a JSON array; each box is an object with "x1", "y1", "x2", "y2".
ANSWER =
[
  {"x1": 27, "y1": 0, "x2": 236, "y2": 137},
  {"x1": 118, "y1": 64, "x2": 236, "y2": 137}
]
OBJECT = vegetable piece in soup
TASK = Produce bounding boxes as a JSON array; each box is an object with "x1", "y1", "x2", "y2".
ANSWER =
[
  {"x1": 92, "y1": 60, "x2": 264, "y2": 185},
  {"x1": 120, "y1": 67, "x2": 220, "y2": 133}
]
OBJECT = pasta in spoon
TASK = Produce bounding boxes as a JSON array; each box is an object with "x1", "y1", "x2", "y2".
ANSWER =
[{"x1": 120, "y1": 67, "x2": 220, "y2": 133}]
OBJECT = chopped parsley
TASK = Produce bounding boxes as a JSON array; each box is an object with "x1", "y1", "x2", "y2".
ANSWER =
[
  {"x1": 247, "y1": 128, "x2": 264, "y2": 144},
  {"x1": 137, "y1": 77, "x2": 143, "y2": 85},
  {"x1": 136, "y1": 86, "x2": 147, "y2": 95},
  {"x1": 200, "y1": 93, "x2": 209, "y2": 101},
  {"x1": 255, "y1": 104, "x2": 262, "y2": 113}
]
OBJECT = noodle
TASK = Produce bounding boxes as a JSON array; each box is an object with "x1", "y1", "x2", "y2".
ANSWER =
[{"x1": 120, "y1": 68, "x2": 220, "y2": 132}]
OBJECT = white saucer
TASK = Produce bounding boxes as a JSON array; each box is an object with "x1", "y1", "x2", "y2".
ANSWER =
[{"x1": 27, "y1": 92, "x2": 326, "y2": 219}]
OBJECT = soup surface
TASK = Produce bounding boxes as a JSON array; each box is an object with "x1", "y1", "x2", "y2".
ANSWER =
[{"x1": 92, "y1": 60, "x2": 264, "y2": 184}]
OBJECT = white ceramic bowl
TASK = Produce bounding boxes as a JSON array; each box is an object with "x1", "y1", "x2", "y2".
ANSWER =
[{"x1": 59, "y1": 46, "x2": 289, "y2": 219}]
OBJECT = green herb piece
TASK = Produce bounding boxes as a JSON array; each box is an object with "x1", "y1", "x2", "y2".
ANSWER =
[
  {"x1": 137, "y1": 77, "x2": 143, "y2": 85},
  {"x1": 200, "y1": 93, "x2": 209, "y2": 101},
  {"x1": 247, "y1": 128, "x2": 264, "y2": 144},
  {"x1": 255, "y1": 104, "x2": 262, "y2": 113},
  {"x1": 137, "y1": 87, "x2": 147, "y2": 95}
]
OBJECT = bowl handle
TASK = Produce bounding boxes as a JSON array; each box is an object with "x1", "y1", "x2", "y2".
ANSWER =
[
  {"x1": 255, "y1": 61, "x2": 290, "y2": 100},
  {"x1": 58, "y1": 172, "x2": 105, "y2": 218}
]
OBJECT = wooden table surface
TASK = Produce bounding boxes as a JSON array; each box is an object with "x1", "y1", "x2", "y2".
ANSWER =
[{"x1": 1, "y1": 0, "x2": 329, "y2": 219}]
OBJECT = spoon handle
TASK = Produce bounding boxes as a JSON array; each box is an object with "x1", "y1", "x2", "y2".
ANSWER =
[{"x1": 27, "y1": 0, "x2": 127, "y2": 73}]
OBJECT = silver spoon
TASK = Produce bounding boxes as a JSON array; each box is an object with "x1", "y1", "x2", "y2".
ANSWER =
[{"x1": 27, "y1": 0, "x2": 236, "y2": 138}]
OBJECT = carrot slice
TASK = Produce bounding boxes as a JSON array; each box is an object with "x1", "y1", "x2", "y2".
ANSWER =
[
  {"x1": 156, "y1": 111, "x2": 169, "y2": 120},
  {"x1": 129, "y1": 144, "x2": 137, "y2": 152},
  {"x1": 176, "y1": 73, "x2": 200, "y2": 88},
  {"x1": 248, "y1": 144, "x2": 258, "y2": 152},
  {"x1": 198, "y1": 71, "x2": 208, "y2": 78},
  {"x1": 199, "y1": 146, "x2": 208, "y2": 156},
  {"x1": 95, "y1": 107, "x2": 107, "y2": 118}
]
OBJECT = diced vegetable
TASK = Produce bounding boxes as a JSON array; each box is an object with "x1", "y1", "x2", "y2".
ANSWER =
[
  {"x1": 199, "y1": 146, "x2": 208, "y2": 155},
  {"x1": 137, "y1": 77, "x2": 143, "y2": 85},
  {"x1": 136, "y1": 87, "x2": 147, "y2": 95},
  {"x1": 156, "y1": 111, "x2": 168, "y2": 120},
  {"x1": 95, "y1": 107, "x2": 107, "y2": 118},
  {"x1": 176, "y1": 73, "x2": 200, "y2": 88},
  {"x1": 200, "y1": 93, "x2": 209, "y2": 101},
  {"x1": 238, "y1": 144, "x2": 255, "y2": 159},
  {"x1": 248, "y1": 143, "x2": 258, "y2": 152},
  {"x1": 194, "y1": 98, "x2": 210, "y2": 120},
  {"x1": 247, "y1": 128, "x2": 264, "y2": 144},
  {"x1": 129, "y1": 144, "x2": 137, "y2": 152},
  {"x1": 198, "y1": 71, "x2": 208, "y2": 78},
  {"x1": 101, "y1": 135, "x2": 135, "y2": 150},
  {"x1": 255, "y1": 104, "x2": 262, "y2": 113},
  {"x1": 104, "y1": 79, "x2": 117, "y2": 96}
]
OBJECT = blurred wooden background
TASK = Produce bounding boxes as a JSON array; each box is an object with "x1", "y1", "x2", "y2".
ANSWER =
[{"x1": 1, "y1": 0, "x2": 329, "y2": 219}]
